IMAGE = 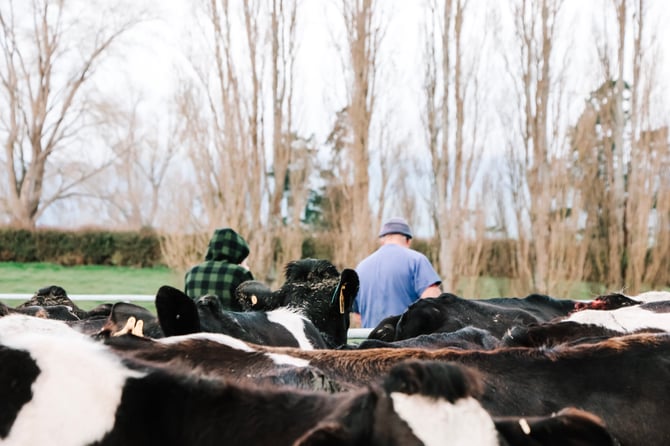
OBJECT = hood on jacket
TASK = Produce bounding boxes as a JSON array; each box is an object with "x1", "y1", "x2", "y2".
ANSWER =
[{"x1": 205, "y1": 228, "x2": 250, "y2": 264}]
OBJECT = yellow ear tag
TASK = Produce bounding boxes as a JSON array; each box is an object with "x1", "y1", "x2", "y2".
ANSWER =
[{"x1": 339, "y1": 284, "x2": 346, "y2": 314}]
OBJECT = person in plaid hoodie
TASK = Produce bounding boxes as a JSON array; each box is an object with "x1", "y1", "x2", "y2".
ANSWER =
[{"x1": 184, "y1": 228, "x2": 254, "y2": 311}]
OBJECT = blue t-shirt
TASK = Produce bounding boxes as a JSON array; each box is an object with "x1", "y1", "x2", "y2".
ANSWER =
[{"x1": 353, "y1": 244, "x2": 441, "y2": 328}]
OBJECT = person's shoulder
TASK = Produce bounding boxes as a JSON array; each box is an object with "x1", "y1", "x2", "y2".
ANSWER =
[{"x1": 408, "y1": 247, "x2": 433, "y2": 262}]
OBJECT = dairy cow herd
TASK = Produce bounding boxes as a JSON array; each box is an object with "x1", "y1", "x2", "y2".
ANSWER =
[{"x1": 2, "y1": 258, "x2": 670, "y2": 445}]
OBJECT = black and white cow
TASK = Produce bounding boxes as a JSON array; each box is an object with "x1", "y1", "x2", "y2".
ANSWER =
[
  {"x1": 156, "y1": 285, "x2": 331, "y2": 349},
  {"x1": 563, "y1": 300, "x2": 670, "y2": 332},
  {"x1": 157, "y1": 259, "x2": 359, "y2": 349},
  {"x1": 371, "y1": 293, "x2": 578, "y2": 341},
  {"x1": 236, "y1": 258, "x2": 360, "y2": 346},
  {"x1": 0, "y1": 314, "x2": 548, "y2": 446},
  {"x1": 105, "y1": 326, "x2": 665, "y2": 445},
  {"x1": 572, "y1": 290, "x2": 670, "y2": 313},
  {"x1": 101, "y1": 321, "x2": 619, "y2": 445}
]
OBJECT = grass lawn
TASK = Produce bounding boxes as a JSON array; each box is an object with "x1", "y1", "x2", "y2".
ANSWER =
[{"x1": 0, "y1": 262, "x2": 182, "y2": 311}]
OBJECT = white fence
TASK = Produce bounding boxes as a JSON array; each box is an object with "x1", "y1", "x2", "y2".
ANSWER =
[{"x1": 0, "y1": 293, "x2": 373, "y2": 342}]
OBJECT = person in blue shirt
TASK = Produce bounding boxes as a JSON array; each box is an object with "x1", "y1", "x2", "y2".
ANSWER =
[{"x1": 352, "y1": 217, "x2": 442, "y2": 328}]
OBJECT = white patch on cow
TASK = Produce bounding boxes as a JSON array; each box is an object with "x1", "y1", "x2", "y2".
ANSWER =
[
  {"x1": 390, "y1": 393, "x2": 498, "y2": 446},
  {"x1": 566, "y1": 305, "x2": 670, "y2": 332},
  {"x1": 0, "y1": 313, "x2": 75, "y2": 338},
  {"x1": 633, "y1": 291, "x2": 670, "y2": 303},
  {"x1": 158, "y1": 332, "x2": 256, "y2": 351},
  {"x1": 266, "y1": 307, "x2": 315, "y2": 350},
  {"x1": 265, "y1": 352, "x2": 310, "y2": 367},
  {"x1": 0, "y1": 315, "x2": 145, "y2": 446}
]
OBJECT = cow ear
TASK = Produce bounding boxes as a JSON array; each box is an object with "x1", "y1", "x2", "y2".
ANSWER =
[
  {"x1": 155, "y1": 285, "x2": 201, "y2": 336},
  {"x1": 293, "y1": 422, "x2": 351, "y2": 446},
  {"x1": 337, "y1": 269, "x2": 359, "y2": 313},
  {"x1": 102, "y1": 302, "x2": 155, "y2": 337}
]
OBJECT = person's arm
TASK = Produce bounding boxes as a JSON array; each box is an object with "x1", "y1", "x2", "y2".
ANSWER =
[
  {"x1": 350, "y1": 312, "x2": 362, "y2": 328},
  {"x1": 420, "y1": 283, "x2": 442, "y2": 299}
]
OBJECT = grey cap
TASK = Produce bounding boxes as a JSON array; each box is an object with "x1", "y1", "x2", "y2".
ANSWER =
[{"x1": 378, "y1": 217, "x2": 413, "y2": 239}]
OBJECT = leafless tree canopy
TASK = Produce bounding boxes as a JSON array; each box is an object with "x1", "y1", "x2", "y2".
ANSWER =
[{"x1": 2, "y1": 0, "x2": 670, "y2": 295}]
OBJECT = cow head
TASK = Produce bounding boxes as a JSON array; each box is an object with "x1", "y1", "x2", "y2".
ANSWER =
[
  {"x1": 393, "y1": 293, "x2": 457, "y2": 341},
  {"x1": 237, "y1": 259, "x2": 359, "y2": 347},
  {"x1": 295, "y1": 360, "x2": 498, "y2": 446},
  {"x1": 15, "y1": 285, "x2": 88, "y2": 319},
  {"x1": 573, "y1": 293, "x2": 641, "y2": 312},
  {"x1": 235, "y1": 280, "x2": 280, "y2": 311}
]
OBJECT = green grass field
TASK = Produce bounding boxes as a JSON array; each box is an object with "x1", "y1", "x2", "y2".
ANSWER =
[{"x1": 0, "y1": 262, "x2": 182, "y2": 310}]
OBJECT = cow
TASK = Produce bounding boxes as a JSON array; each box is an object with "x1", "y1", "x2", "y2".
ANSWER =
[
  {"x1": 572, "y1": 293, "x2": 642, "y2": 312},
  {"x1": 235, "y1": 258, "x2": 360, "y2": 346},
  {"x1": 156, "y1": 259, "x2": 359, "y2": 348},
  {"x1": 156, "y1": 285, "x2": 331, "y2": 349},
  {"x1": 349, "y1": 327, "x2": 501, "y2": 351},
  {"x1": 278, "y1": 334, "x2": 670, "y2": 445},
  {"x1": 501, "y1": 320, "x2": 661, "y2": 348},
  {"x1": 493, "y1": 407, "x2": 619, "y2": 446},
  {"x1": 372, "y1": 293, "x2": 578, "y2": 341},
  {"x1": 0, "y1": 301, "x2": 80, "y2": 321},
  {"x1": 13, "y1": 285, "x2": 99, "y2": 320},
  {"x1": 368, "y1": 314, "x2": 402, "y2": 341},
  {"x1": 0, "y1": 285, "x2": 100, "y2": 322},
  {"x1": 502, "y1": 294, "x2": 670, "y2": 348},
  {"x1": 572, "y1": 291, "x2": 670, "y2": 313},
  {"x1": 564, "y1": 300, "x2": 670, "y2": 332},
  {"x1": 0, "y1": 314, "x2": 554, "y2": 446},
  {"x1": 234, "y1": 280, "x2": 279, "y2": 311},
  {"x1": 105, "y1": 326, "x2": 668, "y2": 445}
]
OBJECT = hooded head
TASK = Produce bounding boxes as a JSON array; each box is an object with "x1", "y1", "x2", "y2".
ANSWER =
[{"x1": 205, "y1": 228, "x2": 250, "y2": 264}]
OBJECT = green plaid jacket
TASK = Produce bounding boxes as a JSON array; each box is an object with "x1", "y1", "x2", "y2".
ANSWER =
[{"x1": 184, "y1": 228, "x2": 254, "y2": 311}]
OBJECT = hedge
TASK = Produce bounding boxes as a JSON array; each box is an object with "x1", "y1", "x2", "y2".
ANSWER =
[{"x1": 0, "y1": 228, "x2": 162, "y2": 267}]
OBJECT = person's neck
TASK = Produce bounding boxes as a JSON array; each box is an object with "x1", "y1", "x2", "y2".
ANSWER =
[{"x1": 382, "y1": 235, "x2": 409, "y2": 247}]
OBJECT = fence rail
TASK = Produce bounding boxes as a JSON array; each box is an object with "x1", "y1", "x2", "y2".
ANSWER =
[{"x1": 0, "y1": 294, "x2": 373, "y2": 341}]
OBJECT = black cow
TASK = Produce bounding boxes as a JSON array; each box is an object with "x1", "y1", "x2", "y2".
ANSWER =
[
  {"x1": 502, "y1": 320, "x2": 664, "y2": 348},
  {"x1": 1, "y1": 285, "x2": 98, "y2": 322},
  {"x1": 373, "y1": 293, "x2": 578, "y2": 341},
  {"x1": 13, "y1": 285, "x2": 92, "y2": 319},
  {"x1": 157, "y1": 259, "x2": 359, "y2": 348},
  {"x1": 351, "y1": 327, "x2": 501, "y2": 351},
  {"x1": 493, "y1": 407, "x2": 619, "y2": 446}
]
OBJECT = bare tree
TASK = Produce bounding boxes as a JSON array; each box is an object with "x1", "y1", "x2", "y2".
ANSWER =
[
  {"x1": 573, "y1": 0, "x2": 665, "y2": 292},
  {"x1": 84, "y1": 91, "x2": 183, "y2": 230},
  {"x1": 172, "y1": 0, "x2": 306, "y2": 285},
  {"x1": 499, "y1": 0, "x2": 572, "y2": 293},
  {"x1": 325, "y1": 0, "x2": 385, "y2": 269},
  {"x1": 421, "y1": 0, "x2": 488, "y2": 292},
  {"x1": 0, "y1": 0, "x2": 147, "y2": 228}
]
